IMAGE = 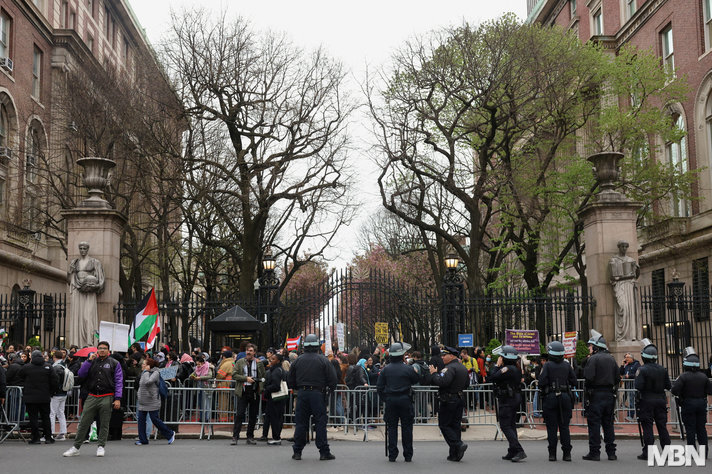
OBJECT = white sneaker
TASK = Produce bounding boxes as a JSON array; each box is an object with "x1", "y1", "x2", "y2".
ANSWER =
[
  {"x1": 96, "y1": 446, "x2": 105, "y2": 457},
  {"x1": 63, "y1": 446, "x2": 80, "y2": 457},
  {"x1": 55, "y1": 434, "x2": 66, "y2": 441}
]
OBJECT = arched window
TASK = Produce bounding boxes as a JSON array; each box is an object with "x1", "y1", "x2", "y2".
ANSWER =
[
  {"x1": 666, "y1": 112, "x2": 688, "y2": 217},
  {"x1": 0, "y1": 102, "x2": 8, "y2": 147},
  {"x1": 26, "y1": 125, "x2": 41, "y2": 184}
]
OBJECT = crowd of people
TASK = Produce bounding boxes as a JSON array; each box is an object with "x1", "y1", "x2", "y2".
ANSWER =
[{"x1": 0, "y1": 334, "x2": 711, "y2": 464}]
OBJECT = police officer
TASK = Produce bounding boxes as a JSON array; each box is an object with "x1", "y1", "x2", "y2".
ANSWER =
[
  {"x1": 538, "y1": 340, "x2": 577, "y2": 462},
  {"x1": 287, "y1": 334, "x2": 337, "y2": 461},
  {"x1": 671, "y1": 347, "x2": 712, "y2": 457},
  {"x1": 634, "y1": 338, "x2": 671, "y2": 460},
  {"x1": 377, "y1": 342, "x2": 421, "y2": 462},
  {"x1": 489, "y1": 345, "x2": 526, "y2": 462},
  {"x1": 582, "y1": 329, "x2": 620, "y2": 461},
  {"x1": 427, "y1": 345, "x2": 469, "y2": 462}
]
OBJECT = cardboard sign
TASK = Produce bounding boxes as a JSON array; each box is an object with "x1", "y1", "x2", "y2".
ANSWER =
[
  {"x1": 336, "y1": 323, "x2": 345, "y2": 352},
  {"x1": 375, "y1": 322, "x2": 389, "y2": 345},
  {"x1": 505, "y1": 329, "x2": 540, "y2": 355},
  {"x1": 563, "y1": 331, "x2": 578, "y2": 357},
  {"x1": 324, "y1": 326, "x2": 333, "y2": 356},
  {"x1": 99, "y1": 321, "x2": 130, "y2": 353}
]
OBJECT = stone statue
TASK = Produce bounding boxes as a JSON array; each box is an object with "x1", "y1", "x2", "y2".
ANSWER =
[
  {"x1": 68, "y1": 241, "x2": 105, "y2": 346},
  {"x1": 609, "y1": 240, "x2": 641, "y2": 341}
]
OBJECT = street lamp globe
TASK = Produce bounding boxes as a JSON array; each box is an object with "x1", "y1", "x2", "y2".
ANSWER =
[
  {"x1": 262, "y1": 250, "x2": 276, "y2": 272},
  {"x1": 444, "y1": 253, "x2": 459, "y2": 270}
]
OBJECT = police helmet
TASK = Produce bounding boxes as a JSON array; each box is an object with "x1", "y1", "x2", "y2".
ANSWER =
[
  {"x1": 682, "y1": 346, "x2": 700, "y2": 368},
  {"x1": 587, "y1": 329, "x2": 608, "y2": 350},
  {"x1": 303, "y1": 334, "x2": 320, "y2": 350},
  {"x1": 546, "y1": 341, "x2": 565, "y2": 357},
  {"x1": 640, "y1": 338, "x2": 658, "y2": 360},
  {"x1": 500, "y1": 345, "x2": 518, "y2": 360},
  {"x1": 388, "y1": 342, "x2": 411, "y2": 357}
]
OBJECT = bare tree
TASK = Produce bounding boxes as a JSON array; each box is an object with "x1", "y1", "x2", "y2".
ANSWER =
[{"x1": 161, "y1": 9, "x2": 356, "y2": 297}]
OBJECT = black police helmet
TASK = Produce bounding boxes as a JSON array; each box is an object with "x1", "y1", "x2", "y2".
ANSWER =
[
  {"x1": 546, "y1": 341, "x2": 565, "y2": 358},
  {"x1": 500, "y1": 345, "x2": 518, "y2": 360},
  {"x1": 640, "y1": 338, "x2": 658, "y2": 360}
]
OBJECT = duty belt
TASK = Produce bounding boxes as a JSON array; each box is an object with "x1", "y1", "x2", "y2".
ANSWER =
[
  {"x1": 299, "y1": 385, "x2": 323, "y2": 391},
  {"x1": 439, "y1": 391, "x2": 463, "y2": 401}
]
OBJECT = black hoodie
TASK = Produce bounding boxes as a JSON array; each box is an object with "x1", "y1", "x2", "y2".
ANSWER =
[{"x1": 20, "y1": 351, "x2": 58, "y2": 403}]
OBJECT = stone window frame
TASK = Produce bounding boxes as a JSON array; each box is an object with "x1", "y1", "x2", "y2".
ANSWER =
[
  {"x1": 662, "y1": 103, "x2": 689, "y2": 218},
  {"x1": 32, "y1": 46, "x2": 42, "y2": 101},
  {"x1": 660, "y1": 24, "x2": 674, "y2": 77}
]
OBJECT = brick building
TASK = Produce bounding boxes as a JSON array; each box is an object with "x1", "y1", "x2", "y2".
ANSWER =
[
  {"x1": 0, "y1": 0, "x2": 175, "y2": 297},
  {"x1": 528, "y1": 0, "x2": 712, "y2": 363}
]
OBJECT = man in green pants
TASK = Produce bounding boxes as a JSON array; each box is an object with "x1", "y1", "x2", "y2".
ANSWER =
[{"x1": 63, "y1": 341, "x2": 123, "y2": 457}]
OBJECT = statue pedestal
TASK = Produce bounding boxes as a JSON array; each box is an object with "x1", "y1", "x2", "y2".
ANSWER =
[
  {"x1": 579, "y1": 200, "x2": 641, "y2": 346},
  {"x1": 609, "y1": 340, "x2": 641, "y2": 368},
  {"x1": 61, "y1": 208, "x2": 126, "y2": 345}
]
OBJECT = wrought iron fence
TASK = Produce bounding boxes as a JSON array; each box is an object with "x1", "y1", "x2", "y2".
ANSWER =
[
  {"x1": 113, "y1": 270, "x2": 594, "y2": 355},
  {"x1": 0, "y1": 292, "x2": 66, "y2": 348},
  {"x1": 640, "y1": 281, "x2": 712, "y2": 378}
]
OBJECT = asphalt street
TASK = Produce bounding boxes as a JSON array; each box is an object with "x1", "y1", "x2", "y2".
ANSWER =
[{"x1": 0, "y1": 439, "x2": 707, "y2": 473}]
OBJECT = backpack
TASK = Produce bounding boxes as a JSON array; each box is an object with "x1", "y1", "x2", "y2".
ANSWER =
[
  {"x1": 158, "y1": 374, "x2": 168, "y2": 398},
  {"x1": 61, "y1": 365, "x2": 75, "y2": 392}
]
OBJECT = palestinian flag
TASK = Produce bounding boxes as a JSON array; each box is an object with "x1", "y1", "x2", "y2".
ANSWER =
[{"x1": 128, "y1": 288, "x2": 161, "y2": 349}]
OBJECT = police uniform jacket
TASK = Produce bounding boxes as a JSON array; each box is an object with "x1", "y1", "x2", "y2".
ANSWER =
[
  {"x1": 538, "y1": 359, "x2": 577, "y2": 394},
  {"x1": 489, "y1": 363, "x2": 522, "y2": 397},
  {"x1": 377, "y1": 360, "x2": 420, "y2": 398},
  {"x1": 287, "y1": 351, "x2": 338, "y2": 391},
  {"x1": 671, "y1": 370, "x2": 712, "y2": 400},
  {"x1": 583, "y1": 351, "x2": 620, "y2": 388},
  {"x1": 427, "y1": 358, "x2": 468, "y2": 395},
  {"x1": 634, "y1": 362, "x2": 671, "y2": 400}
]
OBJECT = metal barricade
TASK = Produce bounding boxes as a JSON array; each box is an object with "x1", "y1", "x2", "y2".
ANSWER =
[
  {"x1": 32, "y1": 375, "x2": 709, "y2": 442},
  {"x1": 0, "y1": 386, "x2": 25, "y2": 442}
]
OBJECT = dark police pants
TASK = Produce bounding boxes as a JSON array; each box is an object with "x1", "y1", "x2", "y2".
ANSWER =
[
  {"x1": 639, "y1": 397, "x2": 670, "y2": 455},
  {"x1": 438, "y1": 396, "x2": 464, "y2": 457},
  {"x1": 586, "y1": 390, "x2": 616, "y2": 456},
  {"x1": 384, "y1": 394, "x2": 414, "y2": 460},
  {"x1": 293, "y1": 389, "x2": 330, "y2": 455},
  {"x1": 233, "y1": 388, "x2": 259, "y2": 439},
  {"x1": 498, "y1": 394, "x2": 523, "y2": 456},
  {"x1": 542, "y1": 392, "x2": 572, "y2": 454},
  {"x1": 680, "y1": 398, "x2": 709, "y2": 452}
]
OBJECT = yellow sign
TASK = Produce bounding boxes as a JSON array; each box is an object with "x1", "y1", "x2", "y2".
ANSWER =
[{"x1": 375, "y1": 322, "x2": 389, "y2": 345}]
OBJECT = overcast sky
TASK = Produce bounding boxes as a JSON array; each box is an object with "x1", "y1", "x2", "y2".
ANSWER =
[{"x1": 129, "y1": 1, "x2": 528, "y2": 267}]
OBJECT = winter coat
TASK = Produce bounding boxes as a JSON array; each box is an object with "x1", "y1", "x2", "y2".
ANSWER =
[
  {"x1": 232, "y1": 357, "x2": 265, "y2": 397},
  {"x1": 263, "y1": 365, "x2": 286, "y2": 398},
  {"x1": 0, "y1": 365, "x2": 6, "y2": 399},
  {"x1": 20, "y1": 352, "x2": 58, "y2": 404},
  {"x1": 345, "y1": 364, "x2": 367, "y2": 389},
  {"x1": 137, "y1": 368, "x2": 162, "y2": 412},
  {"x1": 6, "y1": 360, "x2": 25, "y2": 386}
]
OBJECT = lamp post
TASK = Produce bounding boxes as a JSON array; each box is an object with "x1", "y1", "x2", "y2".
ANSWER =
[
  {"x1": 17, "y1": 279, "x2": 36, "y2": 345},
  {"x1": 442, "y1": 253, "x2": 464, "y2": 348},
  {"x1": 259, "y1": 249, "x2": 280, "y2": 348}
]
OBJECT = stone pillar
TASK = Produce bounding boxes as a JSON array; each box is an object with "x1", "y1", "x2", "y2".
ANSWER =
[
  {"x1": 578, "y1": 152, "x2": 642, "y2": 363},
  {"x1": 61, "y1": 157, "x2": 126, "y2": 346}
]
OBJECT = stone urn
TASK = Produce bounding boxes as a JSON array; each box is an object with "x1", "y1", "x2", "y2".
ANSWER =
[
  {"x1": 587, "y1": 152, "x2": 625, "y2": 201},
  {"x1": 76, "y1": 157, "x2": 115, "y2": 208}
]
